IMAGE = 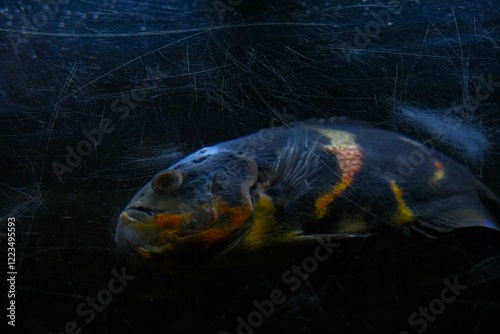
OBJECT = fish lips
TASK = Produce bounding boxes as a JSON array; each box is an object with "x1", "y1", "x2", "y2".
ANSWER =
[
  {"x1": 115, "y1": 210, "x2": 162, "y2": 252},
  {"x1": 121, "y1": 208, "x2": 153, "y2": 224},
  {"x1": 115, "y1": 210, "x2": 150, "y2": 247},
  {"x1": 115, "y1": 207, "x2": 217, "y2": 256}
]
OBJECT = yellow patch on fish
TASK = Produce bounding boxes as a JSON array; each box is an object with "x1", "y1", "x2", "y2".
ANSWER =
[
  {"x1": 338, "y1": 213, "x2": 368, "y2": 234},
  {"x1": 389, "y1": 180, "x2": 414, "y2": 226},
  {"x1": 430, "y1": 160, "x2": 445, "y2": 185},
  {"x1": 308, "y1": 127, "x2": 364, "y2": 219},
  {"x1": 241, "y1": 194, "x2": 276, "y2": 249}
]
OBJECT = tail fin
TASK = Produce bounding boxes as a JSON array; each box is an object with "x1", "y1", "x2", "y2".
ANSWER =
[
  {"x1": 475, "y1": 179, "x2": 500, "y2": 230},
  {"x1": 409, "y1": 178, "x2": 500, "y2": 234}
]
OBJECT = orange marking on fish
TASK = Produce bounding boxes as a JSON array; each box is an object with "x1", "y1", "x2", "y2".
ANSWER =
[
  {"x1": 430, "y1": 159, "x2": 445, "y2": 184},
  {"x1": 217, "y1": 199, "x2": 253, "y2": 230},
  {"x1": 315, "y1": 145, "x2": 363, "y2": 219},
  {"x1": 177, "y1": 198, "x2": 254, "y2": 246},
  {"x1": 152, "y1": 213, "x2": 191, "y2": 229},
  {"x1": 137, "y1": 248, "x2": 153, "y2": 259},
  {"x1": 196, "y1": 229, "x2": 234, "y2": 244}
]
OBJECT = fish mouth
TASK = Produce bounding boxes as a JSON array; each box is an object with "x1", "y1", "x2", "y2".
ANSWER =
[
  {"x1": 116, "y1": 207, "x2": 202, "y2": 255},
  {"x1": 116, "y1": 205, "x2": 227, "y2": 259},
  {"x1": 120, "y1": 208, "x2": 153, "y2": 225},
  {"x1": 116, "y1": 209, "x2": 170, "y2": 256}
]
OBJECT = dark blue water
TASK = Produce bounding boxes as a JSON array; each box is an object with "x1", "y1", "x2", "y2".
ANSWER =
[{"x1": 1, "y1": 1, "x2": 499, "y2": 333}]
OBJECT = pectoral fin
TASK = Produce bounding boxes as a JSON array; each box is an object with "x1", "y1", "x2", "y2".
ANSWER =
[
  {"x1": 268, "y1": 130, "x2": 322, "y2": 205},
  {"x1": 290, "y1": 232, "x2": 375, "y2": 246}
]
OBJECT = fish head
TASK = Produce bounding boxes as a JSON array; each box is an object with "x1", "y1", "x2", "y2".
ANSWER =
[{"x1": 115, "y1": 148, "x2": 259, "y2": 262}]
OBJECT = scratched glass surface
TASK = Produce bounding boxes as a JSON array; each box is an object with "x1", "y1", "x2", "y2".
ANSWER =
[{"x1": 1, "y1": 1, "x2": 499, "y2": 333}]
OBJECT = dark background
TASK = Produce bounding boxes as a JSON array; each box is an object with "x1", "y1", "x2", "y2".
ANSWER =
[{"x1": 1, "y1": 0, "x2": 500, "y2": 333}]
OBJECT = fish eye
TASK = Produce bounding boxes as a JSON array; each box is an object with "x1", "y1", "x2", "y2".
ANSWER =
[{"x1": 151, "y1": 170, "x2": 183, "y2": 194}]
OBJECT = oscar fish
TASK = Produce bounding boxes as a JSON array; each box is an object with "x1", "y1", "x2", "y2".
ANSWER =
[{"x1": 115, "y1": 118, "x2": 500, "y2": 265}]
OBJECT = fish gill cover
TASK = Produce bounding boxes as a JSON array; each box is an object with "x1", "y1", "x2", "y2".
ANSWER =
[{"x1": 0, "y1": 0, "x2": 499, "y2": 333}]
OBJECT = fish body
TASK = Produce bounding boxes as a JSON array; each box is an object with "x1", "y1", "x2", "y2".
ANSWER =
[{"x1": 115, "y1": 118, "x2": 500, "y2": 264}]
